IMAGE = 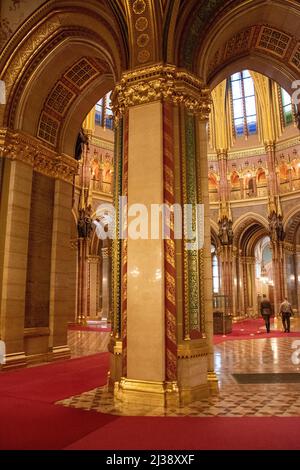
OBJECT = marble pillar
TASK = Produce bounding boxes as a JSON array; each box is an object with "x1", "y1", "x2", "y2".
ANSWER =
[{"x1": 0, "y1": 159, "x2": 32, "y2": 368}]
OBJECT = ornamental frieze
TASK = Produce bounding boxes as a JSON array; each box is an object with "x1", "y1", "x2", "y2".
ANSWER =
[
  {"x1": 111, "y1": 64, "x2": 211, "y2": 123},
  {"x1": 0, "y1": 128, "x2": 78, "y2": 183}
]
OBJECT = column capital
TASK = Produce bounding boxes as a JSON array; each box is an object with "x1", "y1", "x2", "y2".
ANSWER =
[
  {"x1": 216, "y1": 148, "x2": 228, "y2": 160},
  {"x1": 264, "y1": 140, "x2": 276, "y2": 153},
  {"x1": 0, "y1": 128, "x2": 78, "y2": 183},
  {"x1": 111, "y1": 63, "x2": 211, "y2": 123}
]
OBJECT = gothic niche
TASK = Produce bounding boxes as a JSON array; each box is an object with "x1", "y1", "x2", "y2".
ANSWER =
[{"x1": 218, "y1": 216, "x2": 233, "y2": 245}]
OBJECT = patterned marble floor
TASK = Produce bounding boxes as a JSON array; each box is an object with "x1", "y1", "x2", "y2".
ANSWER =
[{"x1": 61, "y1": 327, "x2": 300, "y2": 417}]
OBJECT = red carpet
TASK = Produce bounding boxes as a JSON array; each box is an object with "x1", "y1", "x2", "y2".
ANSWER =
[
  {"x1": 214, "y1": 318, "x2": 300, "y2": 344},
  {"x1": 1, "y1": 348, "x2": 300, "y2": 449}
]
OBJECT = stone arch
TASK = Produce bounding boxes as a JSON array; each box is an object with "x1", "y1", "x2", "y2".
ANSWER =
[
  {"x1": 233, "y1": 212, "x2": 269, "y2": 249},
  {"x1": 284, "y1": 208, "x2": 300, "y2": 244},
  {"x1": 211, "y1": 223, "x2": 220, "y2": 250},
  {"x1": 175, "y1": 0, "x2": 300, "y2": 92},
  {"x1": 0, "y1": 0, "x2": 128, "y2": 156}
]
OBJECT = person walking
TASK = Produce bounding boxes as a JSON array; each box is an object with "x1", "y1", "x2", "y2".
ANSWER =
[
  {"x1": 279, "y1": 297, "x2": 293, "y2": 333},
  {"x1": 260, "y1": 294, "x2": 273, "y2": 333}
]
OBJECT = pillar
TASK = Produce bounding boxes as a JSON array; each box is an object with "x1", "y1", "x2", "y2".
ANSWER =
[
  {"x1": 0, "y1": 130, "x2": 77, "y2": 367},
  {"x1": 88, "y1": 255, "x2": 100, "y2": 318},
  {"x1": 101, "y1": 246, "x2": 111, "y2": 321},
  {"x1": 0, "y1": 158, "x2": 32, "y2": 368},
  {"x1": 265, "y1": 141, "x2": 278, "y2": 196},
  {"x1": 296, "y1": 250, "x2": 300, "y2": 315},
  {"x1": 109, "y1": 64, "x2": 215, "y2": 406},
  {"x1": 77, "y1": 238, "x2": 89, "y2": 324},
  {"x1": 197, "y1": 119, "x2": 218, "y2": 392},
  {"x1": 49, "y1": 179, "x2": 77, "y2": 360}
]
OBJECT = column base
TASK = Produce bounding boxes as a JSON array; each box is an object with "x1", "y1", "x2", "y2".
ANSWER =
[
  {"x1": 207, "y1": 371, "x2": 219, "y2": 394},
  {"x1": 178, "y1": 383, "x2": 210, "y2": 405},
  {"x1": 114, "y1": 377, "x2": 210, "y2": 407},
  {"x1": 177, "y1": 340, "x2": 210, "y2": 404},
  {"x1": 108, "y1": 339, "x2": 122, "y2": 391},
  {"x1": 49, "y1": 345, "x2": 71, "y2": 362},
  {"x1": 114, "y1": 378, "x2": 180, "y2": 407},
  {"x1": 1, "y1": 351, "x2": 26, "y2": 370},
  {"x1": 76, "y1": 314, "x2": 87, "y2": 326}
]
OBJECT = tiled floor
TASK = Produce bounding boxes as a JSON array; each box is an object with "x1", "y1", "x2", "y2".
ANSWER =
[{"x1": 62, "y1": 321, "x2": 300, "y2": 417}]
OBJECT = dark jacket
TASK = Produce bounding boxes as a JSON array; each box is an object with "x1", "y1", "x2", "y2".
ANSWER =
[{"x1": 260, "y1": 299, "x2": 272, "y2": 316}]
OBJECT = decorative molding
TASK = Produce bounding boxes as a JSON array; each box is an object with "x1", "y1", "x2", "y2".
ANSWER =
[
  {"x1": 207, "y1": 23, "x2": 300, "y2": 83},
  {"x1": 177, "y1": 342, "x2": 209, "y2": 359},
  {"x1": 276, "y1": 136, "x2": 300, "y2": 152},
  {"x1": 37, "y1": 56, "x2": 105, "y2": 146},
  {"x1": 24, "y1": 327, "x2": 50, "y2": 337},
  {"x1": 2, "y1": 19, "x2": 116, "y2": 130},
  {"x1": 111, "y1": 64, "x2": 211, "y2": 124},
  {"x1": 90, "y1": 136, "x2": 114, "y2": 152},
  {"x1": 208, "y1": 146, "x2": 266, "y2": 162},
  {"x1": 256, "y1": 26, "x2": 291, "y2": 58},
  {"x1": 0, "y1": 128, "x2": 78, "y2": 183},
  {"x1": 208, "y1": 135, "x2": 300, "y2": 161},
  {"x1": 163, "y1": 101, "x2": 177, "y2": 380},
  {"x1": 127, "y1": 0, "x2": 156, "y2": 67},
  {"x1": 289, "y1": 41, "x2": 300, "y2": 72}
]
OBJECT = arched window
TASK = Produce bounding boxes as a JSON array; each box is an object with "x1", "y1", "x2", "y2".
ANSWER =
[
  {"x1": 281, "y1": 88, "x2": 293, "y2": 126},
  {"x1": 211, "y1": 245, "x2": 220, "y2": 293},
  {"x1": 230, "y1": 70, "x2": 257, "y2": 137},
  {"x1": 95, "y1": 91, "x2": 113, "y2": 129}
]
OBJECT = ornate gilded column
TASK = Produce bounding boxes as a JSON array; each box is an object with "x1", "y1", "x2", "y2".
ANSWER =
[
  {"x1": 109, "y1": 64, "x2": 214, "y2": 405},
  {"x1": 235, "y1": 249, "x2": 245, "y2": 316},
  {"x1": 217, "y1": 205, "x2": 234, "y2": 313},
  {"x1": 76, "y1": 206, "x2": 93, "y2": 325},
  {"x1": 101, "y1": 245, "x2": 111, "y2": 321},
  {"x1": 87, "y1": 255, "x2": 100, "y2": 318},
  {"x1": 0, "y1": 132, "x2": 33, "y2": 368},
  {"x1": 268, "y1": 196, "x2": 285, "y2": 314},
  {"x1": 283, "y1": 242, "x2": 297, "y2": 312},
  {"x1": 216, "y1": 149, "x2": 229, "y2": 202},
  {"x1": 265, "y1": 141, "x2": 279, "y2": 197},
  {"x1": 196, "y1": 117, "x2": 218, "y2": 392}
]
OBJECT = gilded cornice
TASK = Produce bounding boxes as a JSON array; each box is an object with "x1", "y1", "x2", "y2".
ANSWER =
[
  {"x1": 0, "y1": 129, "x2": 77, "y2": 183},
  {"x1": 276, "y1": 136, "x2": 300, "y2": 151},
  {"x1": 177, "y1": 342, "x2": 208, "y2": 359},
  {"x1": 111, "y1": 64, "x2": 211, "y2": 123},
  {"x1": 208, "y1": 134, "x2": 300, "y2": 162},
  {"x1": 90, "y1": 135, "x2": 114, "y2": 152},
  {"x1": 283, "y1": 241, "x2": 296, "y2": 253}
]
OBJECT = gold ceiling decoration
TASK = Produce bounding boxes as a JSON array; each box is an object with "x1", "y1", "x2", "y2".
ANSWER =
[{"x1": 111, "y1": 64, "x2": 211, "y2": 124}]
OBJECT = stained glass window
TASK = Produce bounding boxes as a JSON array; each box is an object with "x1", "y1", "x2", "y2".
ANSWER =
[
  {"x1": 95, "y1": 92, "x2": 113, "y2": 129},
  {"x1": 281, "y1": 88, "x2": 293, "y2": 125},
  {"x1": 230, "y1": 71, "x2": 257, "y2": 136},
  {"x1": 211, "y1": 245, "x2": 220, "y2": 293}
]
